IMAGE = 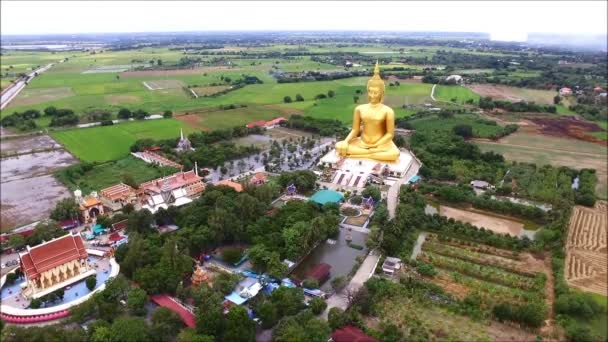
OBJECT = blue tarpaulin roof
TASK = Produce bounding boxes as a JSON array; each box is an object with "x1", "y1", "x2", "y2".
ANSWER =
[
  {"x1": 225, "y1": 292, "x2": 247, "y2": 305},
  {"x1": 309, "y1": 190, "x2": 344, "y2": 205},
  {"x1": 408, "y1": 175, "x2": 421, "y2": 183}
]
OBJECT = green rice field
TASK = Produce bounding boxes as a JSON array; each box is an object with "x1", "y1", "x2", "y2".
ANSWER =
[
  {"x1": 434, "y1": 85, "x2": 480, "y2": 103},
  {"x1": 51, "y1": 118, "x2": 196, "y2": 162}
]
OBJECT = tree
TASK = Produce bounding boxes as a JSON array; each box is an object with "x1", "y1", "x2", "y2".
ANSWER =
[
  {"x1": 453, "y1": 124, "x2": 473, "y2": 138},
  {"x1": 327, "y1": 90, "x2": 335, "y2": 98},
  {"x1": 310, "y1": 297, "x2": 327, "y2": 315},
  {"x1": 223, "y1": 306, "x2": 255, "y2": 342},
  {"x1": 126, "y1": 210, "x2": 154, "y2": 234},
  {"x1": 90, "y1": 325, "x2": 112, "y2": 342},
  {"x1": 361, "y1": 186, "x2": 381, "y2": 202},
  {"x1": 353, "y1": 95, "x2": 359, "y2": 103},
  {"x1": 295, "y1": 94, "x2": 304, "y2": 101},
  {"x1": 330, "y1": 275, "x2": 347, "y2": 293},
  {"x1": 44, "y1": 106, "x2": 58, "y2": 116},
  {"x1": 118, "y1": 108, "x2": 132, "y2": 120},
  {"x1": 86, "y1": 276, "x2": 97, "y2": 291},
  {"x1": 110, "y1": 317, "x2": 149, "y2": 342},
  {"x1": 554, "y1": 95, "x2": 561, "y2": 105},
  {"x1": 163, "y1": 110, "x2": 172, "y2": 118},
  {"x1": 270, "y1": 287, "x2": 305, "y2": 317},
  {"x1": 116, "y1": 75, "x2": 120, "y2": 81},
  {"x1": 152, "y1": 307, "x2": 183, "y2": 341},
  {"x1": 255, "y1": 301, "x2": 278, "y2": 329},
  {"x1": 177, "y1": 329, "x2": 214, "y2": 342},
  {"x1": 157, "y1": 59, "x2": 162, "y2": 66},
  {"x1": 133, "y1": 109, "x2": 148, "y2": 120},
  {"x1": 283, "y1": 96, "x2": 293, "y2": 103},
  {"x1": 127, "y1": 288, "x2": 148, "y2": 316},
  {"x1": 8, "y1": 234, "x2": 25, "y2": 250},
  {"x1": 50, "y1": 198, "x2": 79, "y2": 221},
  {"x1": 195, "y1": 288, "x2": 224, "y2": 338}
]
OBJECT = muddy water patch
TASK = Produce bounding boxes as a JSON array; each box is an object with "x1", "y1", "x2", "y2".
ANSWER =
[
  {"x1": 1, "y1": 134, "x2": 62, "y2": 155},
  {"x1": 1, "y1": 150, "x2": 76, "y2": 182},
  {"x1": 0, "y1": 174, "x2": 72, "y2": 231}
]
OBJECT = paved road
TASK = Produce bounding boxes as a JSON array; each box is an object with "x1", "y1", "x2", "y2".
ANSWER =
[
  {"x1": 322, "y1": 250, "x2": 380, "y2": 318},
  {"x1": 410, "y1": 232, "x2": 428, "y2": 261},
  {"x1": 1, "y1": 63, "x2": 54, "y2": 110},
  {"x1": 387, "y1": 154, "x2": 421, "y2": 219}
]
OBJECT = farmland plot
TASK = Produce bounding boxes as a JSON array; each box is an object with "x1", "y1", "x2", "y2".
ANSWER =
[{"x1": 566, "y1": 201, "x2": 608, "y2": 295}]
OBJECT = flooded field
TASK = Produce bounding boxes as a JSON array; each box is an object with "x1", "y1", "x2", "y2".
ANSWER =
[
  {"x1": 1, "y1": 174, "x2": 73, "y2": 230},
  {"x1": 291, "y1": 227, "x2": 368, "y2": 292},
  {"x1": 0, "y1": 134, "x2": 76, "y2": 231},
  {"x1": 1, "y1": 150, "x2": 76, "y2": 182},
  {"x1": 0, "y1": 134, "x2": 62, "y2": 155}
]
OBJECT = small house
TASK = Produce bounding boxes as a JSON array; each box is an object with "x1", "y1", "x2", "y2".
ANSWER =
[
  {"x1": 382, "y1": 257, "x2": 402, "y2": 276},
  {"x1": 445, "y1": 74, "x2": 463, "y2": 85},
  {"x1": 470, "y1": 180, "x2": 494, "y2": 190},
  {"x1": 305, "y1": 263, "x2": 331, "y2": 285},
  {"x1": 559, "y1": 87, "x2": 573, "y2": 96}
]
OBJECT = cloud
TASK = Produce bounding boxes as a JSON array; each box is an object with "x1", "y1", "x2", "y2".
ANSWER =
[{"x1": 1, "y1": 1, "x2": 606, "y2": 36}]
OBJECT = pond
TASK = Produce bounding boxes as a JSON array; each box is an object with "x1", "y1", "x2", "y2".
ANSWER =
[{"x1": 291, "y1": 227, "x2": 368, "y2": 292}]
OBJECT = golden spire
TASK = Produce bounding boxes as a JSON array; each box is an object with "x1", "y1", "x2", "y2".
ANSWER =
[
  {"x1": 372, "y1": 60, "x2": 381, "y2": 79},
  {"x1": 367, "y1": 60, "x2": 385, "y2": 91}
]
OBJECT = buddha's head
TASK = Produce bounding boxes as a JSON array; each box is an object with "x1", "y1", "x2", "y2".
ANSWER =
[{"x1": 367, "y1": 61, "x2": 385, "y2": 104}]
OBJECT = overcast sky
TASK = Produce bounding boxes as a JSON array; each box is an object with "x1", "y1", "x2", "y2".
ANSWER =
[{"x1": 1, "y1": 1, "x2": 606, "y2": 41}]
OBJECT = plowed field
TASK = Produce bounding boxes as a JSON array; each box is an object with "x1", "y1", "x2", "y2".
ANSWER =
[{"x1": 565, "y1": 201, "x2": 608, "y2": 295}]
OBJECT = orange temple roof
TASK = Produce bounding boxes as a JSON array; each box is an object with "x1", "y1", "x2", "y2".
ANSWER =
[{"x1": 19, "y1": 233, "x2": 88, "y2": 280}]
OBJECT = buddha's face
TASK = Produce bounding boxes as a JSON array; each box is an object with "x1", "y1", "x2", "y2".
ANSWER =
[{"x1": 367, "y1": 86, "x2": 383, "y2": 104}]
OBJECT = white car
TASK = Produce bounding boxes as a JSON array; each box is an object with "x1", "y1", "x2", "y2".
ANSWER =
[{"x1": 0, "y1": 263, "x2": 5, "y2": 269}]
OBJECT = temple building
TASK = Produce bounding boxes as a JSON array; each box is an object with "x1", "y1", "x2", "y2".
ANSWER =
[
  {"x1": 18, "y1": 232, "x2": 94, "y2": 299},
  {"x1": 100, "y1": 183, "x2": 138, "y2": 212},
  {"x1": 191, "y1": 264, "x2": 211, "y2": 287},
  {"x1": 176, "y1": 128, "x2": 193, "y2": 152},
  {"x1": 75, "y1": 190, "x2": 105, "y2": 223},
  {"x1": 139, "y1": 166, "x2": 205, "y2": 213}
]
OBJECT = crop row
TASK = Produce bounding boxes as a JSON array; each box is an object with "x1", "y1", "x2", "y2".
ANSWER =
[
  {"x1": 426, "y1": 233, "x2": 521, "y2": 260},
  {"x1": 422, "y1": 241, "x2": 537, "y2": 278},
  {"x1": 435, "y1": 268, "x2": 545, "y2": 308},
  {"x1": 419, "y1": 251, "x2": 545, "y2": 292}
]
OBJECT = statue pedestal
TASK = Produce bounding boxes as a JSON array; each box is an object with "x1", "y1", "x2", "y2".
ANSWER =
[{"x1": 317, "y1": 149, "x2": 416, "y2": 189}]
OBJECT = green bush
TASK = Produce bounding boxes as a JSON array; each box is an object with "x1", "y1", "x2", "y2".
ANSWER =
[
  {"x1": 347, "y1": 243, "x2": 364, "y2": 250},
  {"x1": 302, "y1": 278, "x2": 319, "y2": 289},
  {"x1": 222, "y1": 247, "x2": 243, "y2": 264},
  {"x1": 310, "y1": 297, "x2": 327, "y2": 315},
  {"x1": 86, "y1": 276, "x2": 97, "y2": 291},
  {"x1": 416, "y1": 263, "x2": 437, "y2": 277}
]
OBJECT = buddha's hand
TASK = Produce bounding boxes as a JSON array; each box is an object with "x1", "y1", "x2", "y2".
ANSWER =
[{"x1": 336, "y1": 140, "x2": 348, "y2": 156}]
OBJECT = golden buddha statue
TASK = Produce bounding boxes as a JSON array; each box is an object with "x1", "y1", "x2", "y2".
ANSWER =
[{"x1": 335, "y1": 62, "x2": 400, "y2": 162}]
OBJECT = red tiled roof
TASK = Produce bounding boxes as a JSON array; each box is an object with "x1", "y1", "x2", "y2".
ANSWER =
[
  {"x1": 100, "y1": 183, "x2": 136, "y2": 201},
  {"x1": 305, "y1": 263, "x2": 331, "y2": 283},
  {"x1": 266, "y1": 117, "x2": 287, "y2": 126},
  {"x1": 19, "y1": 233, "x2": 88, "y2": 280},
  {"x1": 140, "y1": 170, "x2": 203, "y2": 194},
  {"x1": 217, "y1": 180, "x2": 243, "y2": 192},
  {"x1": 112, "y1": 220, "x2": 128, "y2": 231},
  {"x1": 332, "y1": 326, "x2": 378, "y2": 342},
  {"x1": 250, "y1": 172, "x2": 267, "y2": 184},
  {"x1": 246, "y1": 120, "x2": 267, "y2": 128}
]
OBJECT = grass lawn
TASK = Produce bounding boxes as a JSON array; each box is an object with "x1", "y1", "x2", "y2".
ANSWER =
[
  {"x1": 409, "y1": 113, "x2": 507, "y2": 138},
  {"x1": 475, "y1": 132, "x2": 608, "y2": 199},
  {"x1": 434, "y1": 85, "x2": 480, "y2": 104},
  {"x1": 51, "y1": 119, "x2": 196, "y2": 162},
  {"x1": 179, "y1": 104, "x2": 302, "y2": 130},
  {"x1": 54, "y1": 156, "x2": 175, "y2": 193}
]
